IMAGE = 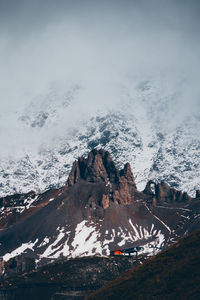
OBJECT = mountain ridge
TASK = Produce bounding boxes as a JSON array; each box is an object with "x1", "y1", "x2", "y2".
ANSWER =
[{"x1": 0, "y1": 149, "x2": 200, "y2": 272}]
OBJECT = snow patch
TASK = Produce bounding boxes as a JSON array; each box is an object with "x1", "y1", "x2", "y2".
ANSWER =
[
  {"x1": 71, "y1": 220, "x2": 102, "y2": 257},
  {"x1": 39, "y1": 227, "x2": 69, "y2": 259},
  {"x1": 3, "y1": 239, "x2": 38, "y2": 262},
  {"x1": 37, "y1": 237, "x2": 50, "y2": 248}
]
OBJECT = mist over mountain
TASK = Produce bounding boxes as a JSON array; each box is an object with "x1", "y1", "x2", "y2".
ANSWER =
[{"x1": 0, "y1": 0, "x2": 200, "y2": 196}]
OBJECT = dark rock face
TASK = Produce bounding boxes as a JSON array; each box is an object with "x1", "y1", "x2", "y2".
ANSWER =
[
  {"x1": 0, "y1": 189, "x2": 60, "y2": 230},
  {"x1": 67, "y1": 149, "x2": 136, "y2": 186},
  {"x1": 67, "y1": 149, "x2": 137, "y2": 206},
  {"x1": 143, "y1": 180, "x2": 155, "y2": 196},
  {"x1": 143, "y1": 180, "x2": 191, "y2": 204},
  {"x1": 4, "y1": 255, "x2": 35, "y2": 277},
  {"x1": 120, "y1": 162, "x2": 136, "y2": 187},
  {"x1": 155, "y1": 182, "x2": 191, "y2": 203},
  {"x1": 196, "y1": 190, "x2": 200, "y2": 198},
  {"x1": 0, "y1": 191, "x2": 36, "y2": 208}
]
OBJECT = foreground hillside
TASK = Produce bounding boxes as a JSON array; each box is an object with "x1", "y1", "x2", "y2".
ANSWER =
[
  {"x1": 87, "y1": 230, "x2": 200, "y2": 300},
  {"x1": 0, "y1": 256, "x2": 141, "y2": 300}
]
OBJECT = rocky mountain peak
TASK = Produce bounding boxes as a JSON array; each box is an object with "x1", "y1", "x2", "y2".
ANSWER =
[{"x1": 67, "y1": 149, "x2": 136, "y2": 188}]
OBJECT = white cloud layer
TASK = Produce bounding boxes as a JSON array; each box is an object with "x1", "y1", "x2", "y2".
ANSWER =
[{"x1": 0, "y1": 0, "x2": 200, "y2": 156}]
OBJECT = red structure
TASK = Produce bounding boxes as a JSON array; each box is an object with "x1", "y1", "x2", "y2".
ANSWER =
[{"x1": 113, "y1": 249, "x2": 123, "y2": 255}]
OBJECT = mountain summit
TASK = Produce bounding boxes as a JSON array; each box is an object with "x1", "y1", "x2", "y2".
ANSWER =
[
  {"x1": 68, "y1": 149, "x2": 136, "y2": 186},
  {"x1": 0, "y1": 149, "x2": 200, "y2": 270},
  {"x1": 67, "y1": 149, "x2": 137, "y2": 207}
]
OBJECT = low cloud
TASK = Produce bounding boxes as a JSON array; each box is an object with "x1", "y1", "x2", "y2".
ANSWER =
[{"x1": 0, "y1": 0, "x2": 200, "y2": 156}]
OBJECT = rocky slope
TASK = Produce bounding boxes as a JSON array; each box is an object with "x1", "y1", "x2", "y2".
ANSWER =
[{"x1": 0, "y1": 149, "x2": 200, "y2": 271}]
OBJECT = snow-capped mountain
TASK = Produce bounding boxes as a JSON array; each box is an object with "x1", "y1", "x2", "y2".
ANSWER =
[
  {"x1": 0, "y1": 76, "x2": 200, "y2": 197},
  {"x1": 1, "y1": 149, "x2": 200, "y2": 269}
]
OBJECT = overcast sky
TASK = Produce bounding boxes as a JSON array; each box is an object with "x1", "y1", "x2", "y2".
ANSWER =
[{"x1": 0, "y1": 0, "x2": 200, "y2": 155}]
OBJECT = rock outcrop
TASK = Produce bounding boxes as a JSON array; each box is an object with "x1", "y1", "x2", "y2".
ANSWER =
[
  {"x1": 143, "y1": 181, "x2": 191, "y2": 204},
  {"x1": 67, "y1": 149, "x2": 136, "y2": 186},
  {"x1": 67, "y1": 149, "x2": 137, "y2": 207}
]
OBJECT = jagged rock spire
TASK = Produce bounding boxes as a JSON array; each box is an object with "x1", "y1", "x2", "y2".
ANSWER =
[
  {"x1": 120, "y1": 162, "x2": 136, "y2": 187},
  {"x1": 67, "y1": 149, "x2": 136, "y2": 187},
  {"x1": 67, "y1": 149, "x2": 193, "y2": 207}
]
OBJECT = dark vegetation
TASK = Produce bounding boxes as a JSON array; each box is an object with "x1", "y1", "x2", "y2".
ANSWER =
[
  {"x1": 0, "y1": 256, "x2": 141, "y2": 300},
  {"x1": 87, "y1": 230, "x2": 200, "y2": 300}
]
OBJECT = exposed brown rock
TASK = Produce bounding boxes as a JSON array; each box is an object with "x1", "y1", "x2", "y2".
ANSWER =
[
  {"x1": 114, "y1": 167, "x2": 136, "y2": 205},
  {"x1": 143, "y1": 180, "x2": 191, "y2": 204},
  {"x1": 155, "y1": 182, "x2": 172, "y2": 202},
  {"x1": 101, "y1": 194, "x2": 110, "y2": 209},
  {"x1": 67, "y1": 149, "x2": 119, "y2": 186},
  {"x1": 66, "y1": 149, "x2": 194, "y2": 208},
  {"x1": 120, "y1": 163, "x2": 136, "y2": 187},
  {"x1": 113, "y1": 188, "x2": 132, "y2": 205},
  {"x1": 155, "y1": 182, "x2": 191, "y2": 203},
  {"x1": 143, "y1": 180, "x2": 156, "y2": 196},
  {"x1": 67, "y1": 160, "x2": 80, "y2": 186},
  {"x1": 66, "y1": 149, "x2": 137, "y2": 207}
]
